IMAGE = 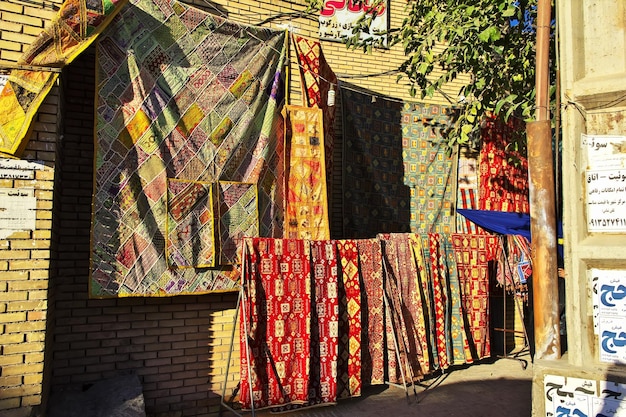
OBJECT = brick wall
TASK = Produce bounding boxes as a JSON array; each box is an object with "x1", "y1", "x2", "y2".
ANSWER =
[
  {"x1": 0, "y1": 0, "x2": 62, "y2": 415},
  {"x1": 51, "y1": 50, "x2": 241, "y2": 417}
]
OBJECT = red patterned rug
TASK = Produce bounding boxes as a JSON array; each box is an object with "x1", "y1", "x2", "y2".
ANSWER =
[
  {"x1": 240, "y1": 238, "x2": 312, "y2": 410},
  {"x1": 336, "y1": 240, "x2": 362, "y2": 398},
  {"x1": 450, "y1": 233, "x2": 500, "y2": 361}
]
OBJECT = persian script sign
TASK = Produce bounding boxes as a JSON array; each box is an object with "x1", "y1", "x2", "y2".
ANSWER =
[{"x1": 319, "y1": 0, "x2": 388, "y2": 45}]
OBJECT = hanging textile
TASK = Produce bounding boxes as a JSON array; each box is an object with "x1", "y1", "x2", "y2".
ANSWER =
[
  {"x1": 305, "y1": 240, "x2": 340, "y2": 407},
  {"x1": 336, "y1": 240, "x2": 362, "y2": 398},
  {"x1": 284, "y1": 106, "x2": 330, "y2": 240},
  {"x1": 427, "y1": 233, "x2": 451, "y2": 369},
  {"x1": 217, "y1": 181, "x2": 258, "y2": 265},
  {"x1": 407, "y1": 233, "x2": 438, "y2": 372},
  {"x1": 450, "y1": 233, "x2": 499, "y2": 361},
  {"x1": 341, "y1": 88, "x2": 408, "y2": 237},
  {"x1": 292, "y1": 34, "x2": 337, "y2": 176},
  {"x1": 402, "y1": 103, "x2": 456, "y2": 235},
  {"x1": 428, "y1": 233, "x2": 468, "y2": 366},
  {"x1": 380, "y1": 233, "x2": 429, "y2": 380},
  {"x1": 380, "y1": 238, "x2": 412, "y2": 384},
  {"x1": 240, "y1": 238, "x2": 312, "y2": 410},
  {"x1": 496, "y1": 235, "x2": 532, "y2": 299},
  {"x1": 356, "y1": 238, "x2": 385, "y2": 386},
  {"x1": 341, "y1": 92, "x2": 456, "y2": 237},
  {"x1": 269, "y1": 239, "x2": 341, "y2": 413},
  {"x1": 91, "y1": 1, "x2": 287, "y2": 296},
  {"x1": 478, "y1": 115, "x2": 529, "y2": 213},
  {"x1": 0, "y1": 0, "x2": 127, "y2": 156}
]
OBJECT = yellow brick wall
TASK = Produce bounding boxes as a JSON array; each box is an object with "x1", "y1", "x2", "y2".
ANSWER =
[
  {"x1": 0, "y1": 96, "x2": 59, "y2": 417},
  {"x1": 1, "y1": 0, "x2": 64, "y2": 415}
]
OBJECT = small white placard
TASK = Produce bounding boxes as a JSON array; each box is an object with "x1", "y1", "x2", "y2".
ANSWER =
[
  {"x1": 586, "y1": 169, "x2": 626, "y2": 232},
  {"x1": 0, "y1": 188, "x2": 36, "y2": 232}
]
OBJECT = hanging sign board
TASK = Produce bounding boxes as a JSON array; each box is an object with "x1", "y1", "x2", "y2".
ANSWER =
[{"x1": 319, "y1": 0, "x2": 388, "y2": 46}]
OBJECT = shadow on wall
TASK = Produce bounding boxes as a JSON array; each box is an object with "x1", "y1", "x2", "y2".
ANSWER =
[
  {"x1": 336, "y1": 82, "x2": 458, "y2": 239},
  {"x1": 50, "y1": 44, "x2": 241, "y2": 417}
]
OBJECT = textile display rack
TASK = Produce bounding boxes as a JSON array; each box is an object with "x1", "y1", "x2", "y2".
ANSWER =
[
  {"x1": 219, "y1": 242, "x2": 412, "y2": 416},
  {"x1": 219, "y1": 286, "x2": 412, "y2": 416},
  {"x1": 493, "y1": 288, "x2": 530, "y2": 369},
  {"x1": 494, "y1": 236, "x2": 531, "y2": 369}
]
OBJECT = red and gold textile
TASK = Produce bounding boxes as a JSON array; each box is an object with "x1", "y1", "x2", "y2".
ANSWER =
[
  {"x1": 356, "y1": 238, "x2": 385, "y2": 386},
  {"x1": 217, "y1": 181, "x2": 258, "y2": 265},
  {"x1": 450, "y1": 233, "x2": 499, "y2": 361},
  {"x1": 336, "y1": 240, "x2": 362, "y2": 398},
  {"x1": 240, "y1": 238, "x2": 312, "y2": 410},
  {"x1": 428, "y1": 233, "x2": 451, "y2": 370},
  {"x1": 0, "y1": 0, "x2": 127, "y2": 155},
  {"x1": 478, "y1": 115, "x2": 529, "y2": 213},
  {"x1": 308, "y1": 240, "x2": 340, "y2": 406},
  {"x1": 292, "y1": 34, "x2": 337, "y2": 176},
  {"x1": 284, "y1": 106, "x2": 330, "y2": 240}
]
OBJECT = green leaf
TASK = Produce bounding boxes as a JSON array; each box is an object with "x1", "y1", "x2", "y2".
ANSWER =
[{"x1": 502, "y1": 7, "x2": 516, "y2": 17}]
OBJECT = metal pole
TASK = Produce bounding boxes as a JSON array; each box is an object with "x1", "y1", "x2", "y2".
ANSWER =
[{"x1": 528, "y1": 0, "x2": 561, "y2": 360}]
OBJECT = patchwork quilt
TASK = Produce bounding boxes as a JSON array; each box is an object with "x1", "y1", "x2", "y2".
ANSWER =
[{"x1": 91, "y1": 0, "x2": 287, "y2": 296}]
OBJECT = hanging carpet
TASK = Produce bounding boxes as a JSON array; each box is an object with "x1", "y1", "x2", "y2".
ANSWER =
[
  {"x1": 284, "y1": 106, "x2": 330, "y2": 240},
  {"x1": 91, "y1": 0, "x2": 287, "y2": 296},
  {"x1": 478, "y1": 115, "x2": 529, "y2": 213},
  {"x1": 292, "y1": 34, "x2": 337, "y2": 177},
  {"x1": 240, "y1": 238, "x2": 312, "y2": 410},
  {"x1": 380, "y1": 233, "x2": 430, "y2": 381},
  {"x1": 450, "y1": 233, "x2": 500, "y2": 361},
  {"x1": 341, "y1": 90, "x2": 456, "y2": 238},
  {"x1": 0, "y1": 0, "x2": 127, "y2": 155},
  {"x1": 356, "y1": 238, "x2": 386, "y2": 386}
]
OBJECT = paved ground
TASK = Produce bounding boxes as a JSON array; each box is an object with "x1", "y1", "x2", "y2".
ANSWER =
[{"x1": 222, "y1": 350, "x2": 533, "y2": 417}]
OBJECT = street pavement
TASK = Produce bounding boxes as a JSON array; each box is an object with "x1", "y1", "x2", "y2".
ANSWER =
[{"x1": 224, "y1": 350, "x2": 533, "y2": 417}]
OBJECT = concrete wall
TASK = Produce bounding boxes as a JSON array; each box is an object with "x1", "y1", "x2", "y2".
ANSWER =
[{"x1": 532, "y1": 2, "x2": 626, "y2": 416}]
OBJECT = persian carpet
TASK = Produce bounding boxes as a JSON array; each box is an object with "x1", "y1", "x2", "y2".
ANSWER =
[
  {"x1": 427, "y1": 233, "x2": 451, "y2": 369},
  {"x1": 336, "y1": 240, "x2": 362, "y2": 398},
  {"x1": 267, "y1": 239, "x2": 341, "y2": 413},
  {"x1": 450, "y1": 233, "x2": 500, "y2": 361},
  {"x1": 91, "y1": 0, "x2": 287, "y2": 296},
  {"x1": 0, "y1": 0, "x2": 127, "y2": 155},
  {"x1": 379, "y1": 234, "x2": 416, "y2": 384},
  {"x1": 407, "y1": 233, "x2": 437, "y2": 374},
  {"x1": 356, "y1": 238, "x2": 385, "y2": 386},
  {"x1": 341, "y1": 88, "x2": 409, "y2": 237},
  {"x1": 478, "y1": 115, "x2": 529, "y2": 213},
  {"x1": 428, "y1": 233, "x2": 468, "y2": 366},
  {"x1": 284, "y1": 106, "x2": 330, "y2": 240},
  {"x1": 292, "y1": 34, "x2": 337, "y2": 177},
  {"x1": 380, "y1": 233, "x2": 429, "y2": 379},
  {"x1": 401, "y1": 103, "x2": 456, "y2": 235},
  {"x1": 240, "y1": 238, "x2": 312, "y2": 410},
  {"x1": 304, "y1": 240, "x2": 340, "y2": 406},
  {"x1": 217, "y1": 181, "x2": 258, "y2": 265}
]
